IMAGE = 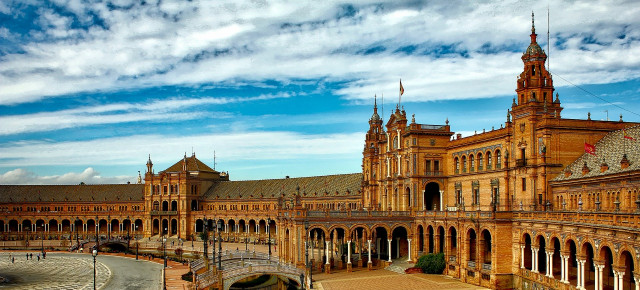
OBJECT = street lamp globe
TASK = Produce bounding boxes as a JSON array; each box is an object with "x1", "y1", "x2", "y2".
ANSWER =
[{"x1": 92, "y1": 249, "x2": 97, "y2": 257}]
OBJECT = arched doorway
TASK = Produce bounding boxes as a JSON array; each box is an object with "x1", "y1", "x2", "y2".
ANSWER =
[
  {"x1": 417, "y1": 225, "x2": 424, "y2": 254},
  {"x1": 152, "y1": 219, "x2": 159, "y2": 236},
  {"x1": 161, "y1": 219, "x2": 168, "y2": 235},
  {"x1": 162, "y1": 201, "x2": 169, "y2": 211},
  {"x1": 523, "y1": 233, "x2": 532, "y2": 270},
  {"x1": 424, "y1": 182, "x2": 440, "y2": 211},
  {"x1": 171, "y1": 219, "x2": 178, "y2": 236},
  {"x1": 620, "y1": 250, "x2": 635, "y2": 290},
  {"x1": 391, "y1": 226, "x2": 409, "y2": 259},
  {"x1": 427, "y1": 226, "x2": 434, "y2": 253},
  {"x1": 171, "y1": 201, "x2": 178, "y2": 211}
]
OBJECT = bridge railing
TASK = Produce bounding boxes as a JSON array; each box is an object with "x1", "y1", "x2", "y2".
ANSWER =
[{"x1": 222, "y1": 262, "x2": 303, "y2": 281}]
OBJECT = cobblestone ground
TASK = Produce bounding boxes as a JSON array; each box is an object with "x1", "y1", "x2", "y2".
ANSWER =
[
  {"x1": 0, "y1": 252, "x2": 111, "y2": 289},
  {"x1": 314, "y1": 268, "x2": 489, "y2": 290}
]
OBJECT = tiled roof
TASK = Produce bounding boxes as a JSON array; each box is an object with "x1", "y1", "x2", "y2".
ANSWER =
[
  {"x1": 163, "y1": 154, "x2": 217, "y2": 173},
  {"x1": 553, "y1": 125, "x2": 640, "y2": 181},
  {"x1": 0, "y1": 184, "x2": 144, "y2": 203},
  {"x1": 203, "y1": 173, "x2": 362, "y2": 200}
]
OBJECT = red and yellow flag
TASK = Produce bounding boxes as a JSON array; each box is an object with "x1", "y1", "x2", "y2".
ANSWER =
[
  {"x1": 400, "y1": 79, "x2": 404, "y2": 96},
  {"x1": 624, "y1": 129, "x2": 636, "y2": 141},
  {"x1": 584, "y1": 142, "x2": 596, "y2": 156}
]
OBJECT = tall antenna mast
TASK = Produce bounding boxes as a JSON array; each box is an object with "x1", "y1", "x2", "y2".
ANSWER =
[{"x1": 213, "y1": 150, "x2": 217, "y2": 170}]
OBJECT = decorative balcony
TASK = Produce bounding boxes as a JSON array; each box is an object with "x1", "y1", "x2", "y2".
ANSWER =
[
  {"x1": 516, "y1": 158, "x2": 527, "y2": 167},
  {"x1": 149, "y1": 210, "x2": 177, "y2": 215}
]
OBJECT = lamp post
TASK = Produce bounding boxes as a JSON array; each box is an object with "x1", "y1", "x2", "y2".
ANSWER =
[
  {"x1": 107, "y1": 215, "x2": 111, "y2": 240},
  {"x1": 203, "y1": 217, "x2": 208, "y2": 266},
  {"x1": 135, "y1": 225, "x2": 139, "y2": 260},
  {"x1": 217, "y1": 220, "x2": 222, "y2": 270},
  {"x1": 92, "y1": 249, "x2": 98, "y2": 290},
  {"x1": 267, "y1": 217, "x2": 272, "y2": 258},
  {"x1": 211, "y1": 218, "x2": 216, "y2": 267},
  {"x1": 39, "y1": 220, "x2": 44, "y2": 254},
  {"x1": 95, "y1": 216, "x2": 99, "y2": 252},
  {"x1": 126, "y1": 216, "x2": 131, "y2": 251},
  {"x1": 163, "y1": 229, "x2": 167, "y2": 268},
  {"x1": 304, "y1": 221, "x2": 312, "y2": 289},
  {"x1": 75, "y1": 217, "x2": 79, "y2": 249}
]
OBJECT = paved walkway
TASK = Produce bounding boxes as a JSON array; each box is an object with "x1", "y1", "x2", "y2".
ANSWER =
[
  {"x1": 0, "y1": 252, "x2": 111, "y2": 289},
  {"x1": 314, "y1": 268, "x2": 489, "y2": 290}
]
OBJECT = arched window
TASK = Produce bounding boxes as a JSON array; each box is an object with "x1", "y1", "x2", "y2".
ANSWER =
[
  {"x1": 495, "y1": 150, "x2": 502, "y2": 169},
  {"x1": 462, "y1": 156, "x2": 467, "y2": 173},
  {"x1": 470, "y1": 155, "x2": 475, "y2": 172},
  {"x1": 454, "y1": 157, "x2": 460, "y2": 173},
  {"x1": 153, "y1": 201, "x2": 159, "y2": 211},
  {"x1": 486, "y1": 152, "x2": 492, "y2": 169},
  {"x1": 477, "y1": 153, "x2": 483, "y2": 170}
]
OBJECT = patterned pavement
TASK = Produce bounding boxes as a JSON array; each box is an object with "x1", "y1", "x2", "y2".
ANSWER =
[
  {"x1": 314, "y1": 268, "x2": 489, "y2": 290},
  {"x1": 0, "y1": 252, "x2": 111, "y2": 289}
]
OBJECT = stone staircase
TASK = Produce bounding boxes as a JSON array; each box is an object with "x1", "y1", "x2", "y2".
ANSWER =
[{"x1": 384, "y1": 256, "x2": 414, "y2": 274}]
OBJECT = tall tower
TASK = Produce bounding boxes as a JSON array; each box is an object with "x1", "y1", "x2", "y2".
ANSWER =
[
  {"x1": 363, "y1": 96, "x2": 385, "y2": 209},
  {"x1": 512, "y1": 12, "x2": 562, "y2": 118},
  {"x1": 509, "y1": 12, "x2": 563, "y2": 210}
]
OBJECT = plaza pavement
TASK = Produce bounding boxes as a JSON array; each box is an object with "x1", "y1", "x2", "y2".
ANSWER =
[{"x1": 2, "y1": 240, "x2": 490, "y2": 290}]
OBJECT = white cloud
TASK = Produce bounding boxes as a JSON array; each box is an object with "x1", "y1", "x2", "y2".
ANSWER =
[
  {"x1": 1, "y1": 1, "x2": 639, "y2": 105},
  {"x1": 0, "y1": 131, "x2": 365, "y2": 168},
  {"x1": 0, "y1": 167, "x2": 133, "y2": 185},
  {"x1": 0, "y1": 93, "x2": 290, "y2": 135}
]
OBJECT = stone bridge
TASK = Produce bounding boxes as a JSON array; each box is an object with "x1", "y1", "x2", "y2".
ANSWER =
[{"x1": 192, "y1": 250, "x2": 304, "y2": 290}]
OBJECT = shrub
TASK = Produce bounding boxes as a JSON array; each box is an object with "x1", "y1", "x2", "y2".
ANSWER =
[{"x1": 415, "y1": 252, "x2": 445, "y2": 274}]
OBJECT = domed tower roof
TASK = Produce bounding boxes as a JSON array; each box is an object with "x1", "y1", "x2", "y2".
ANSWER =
[{"x1": 522, "y1": 12, "x2": 547, "y2": 63}]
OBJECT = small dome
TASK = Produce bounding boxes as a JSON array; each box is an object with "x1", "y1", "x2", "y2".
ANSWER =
[
  {"x1": 370, "y1": 111, "x2": 381, "y2": 122},
  {"x1": 525, "y1": 43, "x2": 544, "y2": 56}
]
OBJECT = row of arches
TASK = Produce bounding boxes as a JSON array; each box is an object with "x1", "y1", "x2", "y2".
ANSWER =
[
  {"x1": 415, "y1": 224, "x2": 493, "y2": 268},
  {"x1": 454, "y1": 149, "x2": 502, "y2": 174},
  {"x1": 192, "y1": 218, "x2": 276, "y2": 236},
  {"x1": 521, "y1": 232, "x2": 637, "y2": 290},
  {"x1": 0, "y1": 218, "x2": 144, "y2": 238}
]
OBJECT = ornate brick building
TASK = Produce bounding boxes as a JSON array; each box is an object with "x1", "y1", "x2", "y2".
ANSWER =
[{"x1": 2, "y1": 15, "x2": 640, "y2": 290}]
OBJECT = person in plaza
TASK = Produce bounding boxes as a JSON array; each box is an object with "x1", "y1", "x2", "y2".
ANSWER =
[
  {"x1": 29, "y1": 253, "x2": 32, "y2": 259},
  {"x1": 11, "y1": 257, "x2": 14, "y2": 263},
  {"x1": 37, "y1": 254, "x2": 40, "y2": 261}
]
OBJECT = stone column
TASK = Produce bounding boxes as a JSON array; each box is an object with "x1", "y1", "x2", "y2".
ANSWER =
[
  {"x1": 439, "y1": 190, "x2": 444, "y2": 211},
  {"x1": 387, "y1": 239, "x2": 392, "y2": 262},
  {"x1": 595, "y1": 263, "x2": 604, "y2": 290},
  {"x1": 560, "y1": 255, "x2": 568, "y2": 283},
  {"x1": 634, "y1": 276, "x2": 640, "y2": 290},
  {"x1": 325, "y1": 241, "x2": 330, "y2": 265},
  {"x1": 547, "y1": 251, "x2": 553, "y2": 277},
  {"x1": 618, "y1": 271, "x2": 624, "y2": 290},
  {"x1": 613, "y1": 270, "x2": 621, "y2": 290},
  {"x1": 578, "y1": 259, "x2": 587, "y2": 289},
  {"x1": 347, "y1": 240, "x2": 352, "y2": 264},
  {"x1": 531, "y1": 247, "x2": 539, "y2": 273},
  {"x1": 520, "y1": 245, "x2": 525, "y2": 269},
  {"x1": 367, "y1": 240, "x2": 372, "y2": 263},
  {"x1": 406, "y1": 239, "x2": 412, "y2": 262}
]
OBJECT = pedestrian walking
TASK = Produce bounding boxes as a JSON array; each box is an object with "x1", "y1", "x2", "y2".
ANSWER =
[
  {"x1": 29, "y1": 253, "x2": 33, "y2": 260},
  {"x1": 12, "y1": 257, "x2": 14, "y2": 263},
  {"x1": 37, "y1": 254, "x2": 40, "y2": 261}
]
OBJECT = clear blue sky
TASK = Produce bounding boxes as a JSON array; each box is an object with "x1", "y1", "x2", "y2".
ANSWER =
[{"x1": 1, "y1": 1, "x2": 640, "y2": 184}]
